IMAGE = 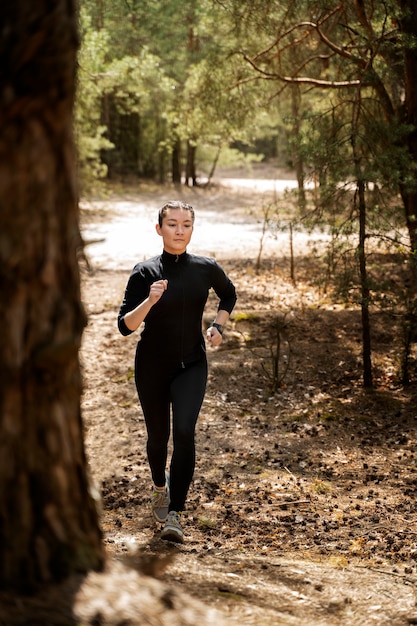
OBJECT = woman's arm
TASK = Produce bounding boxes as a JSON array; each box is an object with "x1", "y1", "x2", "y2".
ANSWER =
[
  {"x1": 206, "y1": 259, "x2": 237, "y2": 346},
  {"x1": 206, "y1": 309, "x2": 230, "y2": 346},
  {"x1": 123, "y1": 279, "x2": 168, "y2": 332}
]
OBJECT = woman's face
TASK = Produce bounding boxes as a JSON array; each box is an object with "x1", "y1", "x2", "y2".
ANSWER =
[{"x1": 156, "y1": 207, "x2": 194, "y2": 254}]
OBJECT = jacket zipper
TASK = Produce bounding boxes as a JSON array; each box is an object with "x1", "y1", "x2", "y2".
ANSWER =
[
  {"x1": 162, "y1": 254, "x2": 186, "y2": 368},
  {"x1": 179, "y1": 260, "x2": 186, "y2": 368}
]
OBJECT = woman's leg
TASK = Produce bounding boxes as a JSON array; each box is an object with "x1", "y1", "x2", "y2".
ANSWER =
[
  {"x1": 169, "y1": 357, "x2": 208, "y2": 511},
  {"x1": 135, "y1": 356, "x2": 171, "y2": 488}
]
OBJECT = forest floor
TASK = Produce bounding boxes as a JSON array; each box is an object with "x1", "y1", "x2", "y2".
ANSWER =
[{"x1": 2, "y1": 168, "x2": 417, "y2": 625}]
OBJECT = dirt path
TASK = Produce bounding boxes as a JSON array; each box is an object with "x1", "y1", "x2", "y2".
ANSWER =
[
  {"x1": 80, "y1": 176, "x2": 328, "y2": 271},
  {"x1": 77, "y1": 180, "x2": 417, "y2": 625}
]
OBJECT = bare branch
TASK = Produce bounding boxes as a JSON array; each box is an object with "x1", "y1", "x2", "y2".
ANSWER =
[
  {"x1": 242, "y1": 53, "x2": 360, "y2": 89},
  {"x1": 314, "y1": 21, "x2": 364, "y2": 65},
  {"x1": 282, "y1": 75, "x2": 360, "y2": 88},
  {"x1": 253, "y1": 21, "x2": 313, "y2": 63},
  {"x1": 254, "y1": 4, "x2": 342, "y2": 64}
]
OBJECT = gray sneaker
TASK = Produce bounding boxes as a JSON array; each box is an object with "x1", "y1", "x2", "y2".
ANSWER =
[
  {"x1": 151, "y1": 474, "x2": 170, "y2": 524},
  {"x1": 161, "y1": 511, "x2": 184, "y2": 543}
]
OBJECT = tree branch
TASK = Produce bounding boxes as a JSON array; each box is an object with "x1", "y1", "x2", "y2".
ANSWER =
[
  {"x1": 241, "y1": 3, "x2": 396, "y2": 120},
  {"x1": 242, "y1": 53, "x2": 360, "y2": 89}
]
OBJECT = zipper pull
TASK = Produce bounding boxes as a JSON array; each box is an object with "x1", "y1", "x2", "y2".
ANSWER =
[
  {"x1": 181, "y1": 361, "x2": 185, "y2": 369},
  {"x1": 175, "y1": 255, "x2": 179, "y2": 263}
]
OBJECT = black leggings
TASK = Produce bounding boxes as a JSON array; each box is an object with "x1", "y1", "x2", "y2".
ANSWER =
[{"x1": 135, "y1": 351, "x2": 207, "y2": 512}]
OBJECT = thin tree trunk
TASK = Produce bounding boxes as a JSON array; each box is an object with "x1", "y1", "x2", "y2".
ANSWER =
[
  {"x1": 185, "y1": 139, "x2": 197, "y2": 187},
  {"x1": 350, "y1": 87, "x2": 373, "y2": 388},
  {"x1": 203, "y1": 143, "x2": 222, "y2": 187},
  {"x1": 172, "y1": 137, "x2": 181, "y2": 184},
  {"x1": 0, "y1": 2, "x2": 104, "y2": 590},
  {"x1": 289, "y1": 222, "x2": 295, "y2": 285},
  {"x1": 156, "y1": 117, "x2": 166, "y2": 184},
  {"x1": 290, "y1": 85, "x2": 306, "y2": 210},
  {"x1": 357, "y1": 177, "x2": 373, "y2": 388}
]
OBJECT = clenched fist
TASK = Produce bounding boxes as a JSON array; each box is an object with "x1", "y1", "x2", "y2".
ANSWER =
[{"x1": 149, "y1": 279, "x2": 168, "y2": 305}]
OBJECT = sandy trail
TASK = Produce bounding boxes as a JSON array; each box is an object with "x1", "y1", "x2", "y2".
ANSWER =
[{"x1": 81, "y1": 178, "x2": 324, "y2": 271}]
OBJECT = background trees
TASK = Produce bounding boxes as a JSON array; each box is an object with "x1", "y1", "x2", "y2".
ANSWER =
[
  {"x1": 76, "y1": 0, "x2": 417, "y2": 385},
  {"x1": 233, "y1": 0, "x2": 417, "y2": 252},
  {"x1": 77, "y1": 1, "x2": 417, "y2": 236},
  {"x1": 77, "y1": 0, "x2": 271, "y2": 186},
  {"x1": 220, "y1": 0, "x2": 417, "y2": 385}
]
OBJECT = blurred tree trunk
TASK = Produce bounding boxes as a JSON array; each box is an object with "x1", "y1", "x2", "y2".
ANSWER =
[
  {"x1": 172, "y1": 137, "x2": 182, "y2": 184},
  {"x1": 290, "y1": 85, "x2": 306, "y2": 210},
  {"x1": 0, "y1": 1, "x2": 104, "y2": 590},
  {"x1": 357, "y1": 177, "x2": 373, "y2": 388},
  {"x1": 398, "y1": 0, "x2": 417, "y2": 382},
  {"x1": 185, "y1": 139, "x2": 197, "y2": 187},
  {"x1": 399, "y1": 0, "x2": 417, "y2": 258},
  {"x1": 351, "y1": 99, "x2": 373, "y2": 388}
]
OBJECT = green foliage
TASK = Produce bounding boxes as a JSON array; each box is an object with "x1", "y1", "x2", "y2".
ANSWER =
[
  {"x1": 206, "y1": 0, "x2": 417, "y2": 384},
  {"x1": 76, "y1": 0, "x2": 288, "y2": 187},
  {"x1": 74, "y1": 0, "x2": 417, "y2": 384},
  {"x1": 76, "y1": 6, "x2": 181, "y2": 187},
  {"x1": 75, "y1": 9, "x2": 114, "y2": 190}
]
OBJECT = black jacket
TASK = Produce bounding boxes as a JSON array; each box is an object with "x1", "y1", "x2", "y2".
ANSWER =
[{"x1": 118, "y1": 250, "x2": 237, "y2": 367}]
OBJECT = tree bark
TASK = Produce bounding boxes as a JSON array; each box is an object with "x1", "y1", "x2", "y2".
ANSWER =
[
  {"x1": 357, "y1": 177, "x2": 373, "y2": 388},
  {"x1": 0, "y1": 2, "x2": 104, "y2": 590},
  {"x1": 172, "y1": 138, "x2": 182, "y2": 184},
  {"x1": 185, "y1": 139, "x2": 197, "y2": 187},
  {"x1": 399, "y1": 0, "x2": 417, "y2": 257},
  {"x1": 290, "y1": 85, "x2": 306, "y2": 210}
]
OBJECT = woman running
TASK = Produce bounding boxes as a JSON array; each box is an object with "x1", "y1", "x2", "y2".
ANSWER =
[{"x1": 117, "y1": 201, "x2": 237, "y2": 543}]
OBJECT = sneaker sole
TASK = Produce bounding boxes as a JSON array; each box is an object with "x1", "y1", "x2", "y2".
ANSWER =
[{"x1": 161, "y1": 528, "x2": 184, "y2": 544}]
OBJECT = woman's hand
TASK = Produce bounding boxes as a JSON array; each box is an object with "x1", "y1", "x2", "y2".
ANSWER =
[
  {"x1": 149, "y1": 279, "x2": 168, "y2": 305},
  {"x1": 206, "y1": 325, "x2": 223, "y2": 347},
  {"x1": 123, "y1": 279, "x2": 168, "y2": 332}
]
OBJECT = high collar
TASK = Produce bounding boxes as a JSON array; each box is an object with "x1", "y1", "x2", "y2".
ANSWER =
[{"x1": 161, "y1": 249, "x2": 188, "y2": 264}]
